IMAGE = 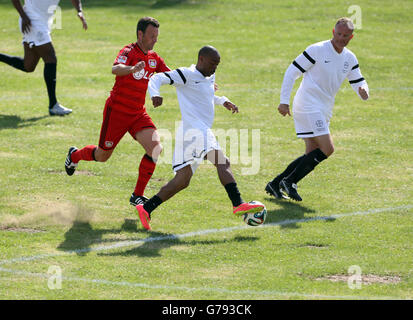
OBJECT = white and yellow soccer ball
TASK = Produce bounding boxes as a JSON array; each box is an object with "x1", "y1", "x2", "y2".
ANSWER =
[{"x1": 242, "y1": 201, "x2": 267, "y2": 226}]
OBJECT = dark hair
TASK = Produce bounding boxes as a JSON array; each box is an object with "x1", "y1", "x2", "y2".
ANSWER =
[
  {"x1": 137, "y1": 17, "x2": 159, "y2": 37},
  {"x1": 198, "y1": 45, "x2": 219, "y2": 58}
]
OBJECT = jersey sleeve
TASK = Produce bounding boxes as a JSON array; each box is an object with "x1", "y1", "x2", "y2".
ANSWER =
[
  {"x1": 113, "y1": 47, "x2": 134, "y2": 66},
  {"x1": 214, "y1": 95, "x2": 229, "y2": 105},
  {"x1": 347, "y1": 58, "x2": 369, "y2": 99},
  {"x1": 148, "y1": 68, "x2": 188, "y2": 98},
  {"x1": 156, "y1": 54, "x2": 171, "y2": 73},
  {"x1": 292, "y1": 44, "x2": 318, "y2": 74},
  {"x1": 279, "y1": 44, "x2": 318, "y2": 105}
]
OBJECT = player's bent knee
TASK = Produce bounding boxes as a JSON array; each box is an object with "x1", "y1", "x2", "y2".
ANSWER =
[
  {"x1": 322, "y1": 145, "x2": 334, "y2": 157},
  {"x1": 24, "y1": 64, "x2": 36, "y2": 73},
  {"x1": 150, "y1": 143, "x2": 163, "y2": 161}
]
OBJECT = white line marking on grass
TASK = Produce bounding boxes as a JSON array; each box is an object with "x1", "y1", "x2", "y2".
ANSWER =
[
  {"x1": 0, "y1": 266, "x2": 407, "y2": 300},
  {"x1": 1, "y1": 205, "x2": 412, "y2": 266}
]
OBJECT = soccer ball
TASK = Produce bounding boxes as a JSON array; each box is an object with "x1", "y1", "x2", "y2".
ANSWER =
[{"x1": 242, "y1": 201, "x2": 267, "y2": 226}]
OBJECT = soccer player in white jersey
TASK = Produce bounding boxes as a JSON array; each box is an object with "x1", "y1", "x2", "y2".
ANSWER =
[
  {"x1": 0, "y1": 0, "x2": 87, "y2": 116},
  {"x1": 134, "y1": 46, "x2": 265, "y2": 230},
  {"x1": 265, "y1": 17, "x2": 369, "y2": 201}
]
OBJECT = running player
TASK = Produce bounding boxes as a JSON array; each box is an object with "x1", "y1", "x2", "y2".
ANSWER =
[
  {"x1": 65, "y1": 17, "x2": 170, "y2": 206},
  {"x1": 135, "y1": 45, "x2": 265, "y2": 230},
  {"x1": 265, "y1": 18, "x2": 369, "y2": 201},
  {"x1": 0, "y1": 0, "x2": 88, "y2": 116}
]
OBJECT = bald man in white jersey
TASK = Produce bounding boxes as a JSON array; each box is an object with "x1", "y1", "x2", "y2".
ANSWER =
[
  {"x1": 266, "y1": 18, "x2": 369, "y2": 201},
  {"x1": 135, "y1": 46, "x2": 265, "y2": 230},
  {"x1": 0, "y1": 0, "x2": 87, "y2": 116}
]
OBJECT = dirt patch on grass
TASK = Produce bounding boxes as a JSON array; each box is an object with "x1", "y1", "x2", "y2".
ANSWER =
[
  {"x1": 0, "y1": 202, "x2": 94, "y2": 229},
  {"x1": 315, "y1": 274, "x2": 401, "y2": 285}
]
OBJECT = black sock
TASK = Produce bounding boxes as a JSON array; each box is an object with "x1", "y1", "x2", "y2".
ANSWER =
[
  {"x1": 224, "y1": 182, "x2": 243, "y2": 207},
  {"x1": 143, "y1": 195, "x2": 163, "y2": 215},
  {"x1": 271, "y1": 154, "x2": 306, "y2": 185},
  {"x1": 0, "y1": 53, "x2": 25, "y2": 71},
  {"x1": 286, "y1": 148, "x2": 327, "y2": 184},
  {"x1": 44, "y1": 63, "x2": 57, "y2": 108}
]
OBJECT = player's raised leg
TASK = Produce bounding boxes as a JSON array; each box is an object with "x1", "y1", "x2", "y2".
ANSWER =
[
  {"x1": 206, "y1": 149, "x2": 264, "y2": 216},
  {"x1": 0, "y1": 42, "x2": 40, "y2": 72},
  {"x1": 130, "y1": 128, "x2": 163, "y2": 206}
]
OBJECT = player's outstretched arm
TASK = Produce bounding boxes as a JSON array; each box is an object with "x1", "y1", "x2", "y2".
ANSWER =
[
  {"x1": 71, "y1": 0, "x2": 87, "y2": 30},
  {"x1": 11, "y1": 0, "x2": 31, "y2": 33}
]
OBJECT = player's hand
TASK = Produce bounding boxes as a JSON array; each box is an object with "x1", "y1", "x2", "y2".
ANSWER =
[
  {"x1": 152, "y1": 96, "x2": 163, "y2": 108},
  {"x1": 278, "y1": 103, "x2": 291, "y2": 116},
  {"x1": 130, "y1": 61, "x2": 145, "y2": 74},
  {"x1": 214, "y1": 83, "x2": 219, "y2": 92},
  {"x1": 359, "y1": 86, "x2": 369, "y2": 100},
  {"x1": 223, "y1": 101, "x2": 239, "y2": 114},
  {"x1": 77, "y1": 12, "x2": 88, "y2": 30},
  {"x1": 21, "y1": 16, "x2": 31, "y2": 34}
]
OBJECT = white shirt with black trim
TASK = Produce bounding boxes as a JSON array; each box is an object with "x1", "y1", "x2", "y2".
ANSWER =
[
  {"x1": 148, "y1": 64, "x2": 229, "y2": 131},
  {"x1": 280, "y1": 40, "x2": 369, "y2": 119},
  {"x1": 23, "y1": 0, "x2": 60, "y2": 28}
]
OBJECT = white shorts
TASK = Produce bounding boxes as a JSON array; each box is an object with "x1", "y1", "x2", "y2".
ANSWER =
[
  {"x1": 293, "y1": 110, "x2": 330, "y2": 138},
  {"x1": 19, "y1": 18, "x2": 52, "y2": 47},
  {"x1": 172, "y1": 125, "x2": 221, "y2": 173}
]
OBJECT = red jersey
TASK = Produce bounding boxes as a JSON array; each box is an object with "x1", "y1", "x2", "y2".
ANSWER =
[{"x1": 109, "y1": 42, "x2": 170, "y2": 113}]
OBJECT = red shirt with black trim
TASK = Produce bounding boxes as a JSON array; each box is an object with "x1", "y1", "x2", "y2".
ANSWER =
[{"x1": 109, "y1": 42, "x2": 170, "y2": 113}]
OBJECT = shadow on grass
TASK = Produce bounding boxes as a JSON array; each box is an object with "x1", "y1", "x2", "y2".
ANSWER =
[
  {"x1": 264, "y1": 197, "x2": 336, "y2": 229},
  {"x1": 58, "y1": 216, "x2": 259, "y2": 258},
  {"x1": 98, "y1": 232, "x2": 259, "y2": 258},
  {"x1": 57, "y1": 218, "x2": 142, "y2": 255},
  {"x1": 0, "y1": 114, "x2": 48, "y2": 130}
]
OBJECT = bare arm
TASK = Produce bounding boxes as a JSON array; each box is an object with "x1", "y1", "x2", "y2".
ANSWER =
[
  {"x1": 71, "y1": 0, "x2": 87, "y2": 30},
  {"x1": 112, "y1": 61, "x2": 145, "y2": 76},
  {"x1": 11, "y1": 0, "x2": 31, "y2": 33}
]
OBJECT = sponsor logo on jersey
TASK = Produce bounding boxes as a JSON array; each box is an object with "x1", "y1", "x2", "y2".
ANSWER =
[
  {"x1": 343, "y1": 61, "x2": 349, "y2": 73},
  {"x1": 117, "y1": 56, "x2": 127, "y2": 64},
  {"x1": 148, "y1": 59, "x2": 157, "y2": 68},
  {"x1": 133, "y1": 70, "x2": 154, "y2": 80}
]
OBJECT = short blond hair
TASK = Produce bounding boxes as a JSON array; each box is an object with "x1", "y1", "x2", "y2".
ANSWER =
[{"x1": 335, "y1": 17, "x2": 354, "y2": 31}]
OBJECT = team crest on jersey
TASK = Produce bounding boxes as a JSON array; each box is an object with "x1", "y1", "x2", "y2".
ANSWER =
[
  {"x1": 315, "y1": 120, "x2": 324, "y2": 128},
  {"x1": 148, "y1": 59, "x2": 157, "y2": 68},
  {"x1": 117, "y1": 56, "x2": 127, "y2": 64}
]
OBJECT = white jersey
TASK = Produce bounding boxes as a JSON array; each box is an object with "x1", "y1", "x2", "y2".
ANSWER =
[
  {"x1": 280, "y1": 40, "x2": 368, "y2": 119},
  {"x1": 24, "y1": 0, "x2": 60, "y2": 28},
  {"x1": 148, "y1": 64, "x2": 229, "y2": 131}
]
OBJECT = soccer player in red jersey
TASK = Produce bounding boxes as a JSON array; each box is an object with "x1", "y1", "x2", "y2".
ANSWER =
[{"x1": 65, "y1": 17, "x2": 170, "y2": 206}]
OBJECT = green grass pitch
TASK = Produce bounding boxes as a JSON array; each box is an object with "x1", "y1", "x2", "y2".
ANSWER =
[{"x1": 0, "y1": 0, "x2": 412, "y2": 299}]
